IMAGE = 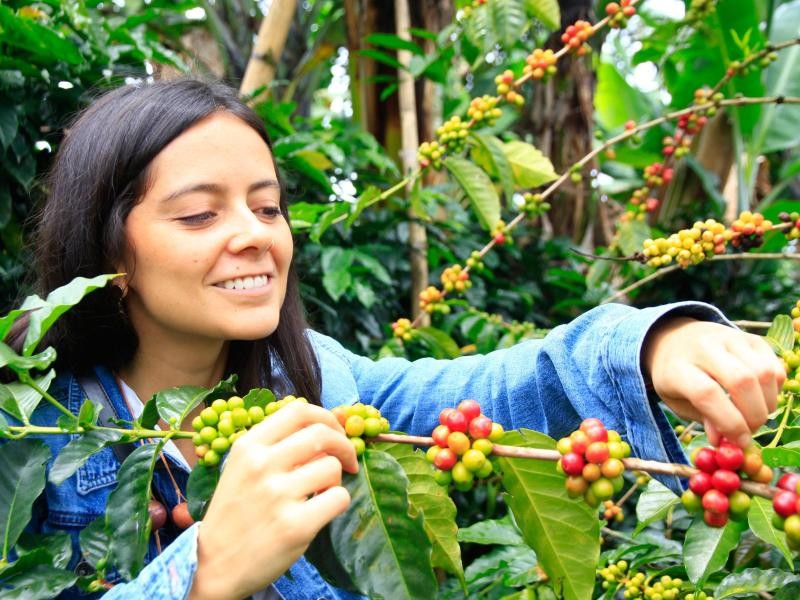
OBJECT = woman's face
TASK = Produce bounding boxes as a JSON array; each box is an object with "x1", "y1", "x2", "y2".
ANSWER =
[{"x1": 119, "y1": 112, "x2": 293, "y2": 348}]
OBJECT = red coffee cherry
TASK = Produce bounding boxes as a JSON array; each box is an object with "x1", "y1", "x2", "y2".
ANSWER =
[
  {"x1": 715, "y1": 443, "x2": 744, "y2": 471},
  {"x1": 585, "y1": 442, "x2": 610, "y2": 464},
  {"x1": 778, "y1": 473, "x2": 800, "y2": 493},
  {"x1": 432, "y1": 425, "x2": 451, "y2": 448},
  {"x1": 433, "y1": 448, "x2": 458, "y2": 471},
  {"x1": 688, "y1": 472, "x2": 713, "y2": 496},
  {"x1": 579, "y1": 417, "x2": 604, "y2": 432},
  {"x1": 468, "y1": 415, "x2": 493, "y2": 439},
  {"x1": 171, "y1": 502, "x2": 196, "y2": 530},
  {"x1": 702, "y1": 489, "x2": 729, "y2": 514},
  {"x1": 560, "y1": 452, "x2": 585, "y2": 476},
  {"x1": 569, "y1": 430, "x2": 590, "y2": 455},
  {"x1": 703, "y1": 509, "x2": 729, "y2": 528},
  {"x1": 439, "y1": 408, "x2": 456, "y2": 426},
  {"x1": 585, "y1": 426, "x2": 609, "y2": 443},
  {"x1": 457, "y1": 399, "x2": 481, "y2": 422},
  {"x1": 711, "y1": 470, "x2": 741, "y2": 495},
  {"x1": 447, "y1": 431, "x2": 471, "y2": 455},
  {"x1": 773, "y1": 490, "x2": 799, "y2": 518},
  {"x1": 693, "y1": 448, "x2": 718, "y2": 474},
  {"x1": 148, "y1": 499, "x2": 167, "y2": 530},
  {"x1": 445, "y1": 411, "x2": 469, "y2": 433}
]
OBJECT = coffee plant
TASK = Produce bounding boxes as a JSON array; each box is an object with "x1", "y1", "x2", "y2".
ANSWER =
[{"x1": 1, "y1": 0, "x2": 799, "y2": 598}]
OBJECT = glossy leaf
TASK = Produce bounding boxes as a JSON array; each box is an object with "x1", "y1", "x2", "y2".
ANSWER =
[
  {"x1": 445, "y1": 156, "x2": 501, "y2": 230},
  {"x1": 15, "y1": 531, "x2": 72, "y2": 570},
  {"x1": 761, "y1": 446, "x2": 800, "y2": 468},
  {"x1": 502, "y1": 141, "x2": 559, "y2": 189},
  {"x1": 106, "y1": 443, "x2": 159, "y2": 580},
  {"x1": 775, "y1": 582, "x2": 800, "y2": 599},
  {"x1": 79, "y1": 516, "x2": 111, "y2": 570},
  {"x1": 683, "y1": 518, "x2": 747, "y2": 585},
  {"x1": 0, "y1": 439, "x2": 50, "y2": 559},
  {"x1": 186, "y1": 463, "x2": 220, "y2": 521},
  {"x1": 458, "y1": 514, "x2": 525, "y2": 546},
  {"x1": 747, "y1": 496, "x2": 793, "y2": 565},
  {"x1": 470, "y1": 132, "x2": 515, "y2": 203},
  {"x1": 0, "y1": 343, "x2": 56, "y2": 374},
  {"x1": 22, "y1": 274, "x2": 117, "y2": 356},
  {"x1": 524, "y1": 0, "x2": 560, "y2": 30},
  {"x1": 634, "y1": 479, "x2": 680, "y2": 535},
  {"x1": 0, "y1": 564, "x2": 77, "y2": 599},
  {"x1": 412, "y1": 327, "x2": 462, "y2": 359},
  {"x1": 497, "y1": 429, "x2": 598, "y2": 600},
  {"x1": 595, "y1": 61, "x2": 652, "y2": 130},
  {"x1": 321, "y1": 247, "x2": 355, "y2": 301},
  {"x1": 328, "y1": 449, "x2": 437, "y2": 599},
  {"x1": 766, "y1": 315, "x2": 795, "y2": 354},
  {"x1": 364, "y1": 32, "x2": 423, "y2": 55},
  {"x1": 487, "y1": 0, "x2": 527, "y2": 48},
  {"x1": 243, "y1": 388, "x2": 276, "y2": 410},
  {"x1": 715, "y1": 568, "x2": 800, "y2": 598},
  {"x1": 49, "y1": 429, "x2": 124, "y2": 486},
  {"x1": 154, "y1": 376, "x2": 237, "y2": 429},
  {"x1": 379, "y1": 444, "x2": 463, "y2": 582}
]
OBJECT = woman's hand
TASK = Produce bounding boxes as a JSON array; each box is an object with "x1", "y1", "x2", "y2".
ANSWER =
[
  {"x1": 642, "y1": 317, "x2": 786, "y2": 448},
  {"x1": 188, "y1": 402, "x2": 358, "y2": 600}
]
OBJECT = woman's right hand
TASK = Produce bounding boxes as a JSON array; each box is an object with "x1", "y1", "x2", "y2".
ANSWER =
[{"x1": 188, "y1": 402, "x2": 359, "y2": 600}]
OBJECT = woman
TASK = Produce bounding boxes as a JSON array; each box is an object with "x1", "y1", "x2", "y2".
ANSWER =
[{"x1": 25, "y1": 78, "x2": 783, "y2": 599}]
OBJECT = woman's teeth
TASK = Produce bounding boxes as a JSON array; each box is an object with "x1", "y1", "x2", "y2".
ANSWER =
[{"x1": 218, "y1": 275, "x2": 269, "y2": 290}]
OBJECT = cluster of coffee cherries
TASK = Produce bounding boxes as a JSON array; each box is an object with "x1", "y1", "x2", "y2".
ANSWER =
[
  {"x1": 459, "y1": 0, "x2": 486, "y2": 19},
  {"x1": 436, "y1": 116, "x2": 470, "y2": 154},
  {"x1": 418, "y1": 285, "x2": 449, "y2": 314},
  {"x1": 779, "y1": 211, "x2": 800, "y2": 240},
  {"x1": 441, "y1": 264, "x2": 471, "y2": 293},
  {"x1": 602, "y1": 499, "x2": 623, "y2": 523},
  {"x1": 556, "y1": 418, "x2": 631, "y2": 508},
  {"x1": 680, "y1": 441, "x2": 771, "y2": 527},
  {"x1": 523, "y1": 49, "x2": 557, "y2": 80},
  {"x1": 729, "y1": 211, "x2": 773, "y2": 251},
  {"x1": 465, "y1": 250, "x2": 484, "y2": 271},
  {"x1": 599, "y1": 561, "x2": 690, "y2": 600},
  {"x1": 331, "y1": 402, "x2": 390, "y2": 456},
  {"x1": 517, "y1": 192, "x2": 551, "y2": 218},
  {"x1": 417, "y1": 140, "x2": 444, "y2": 169},
  {"x1": 641, "y1": 219, "x2": 729, "y2": 269},
  {"x1": 491, "y1": 220, "x2": 511, "y2": 245},
  {"x1": 192, "y1": 395, "x2": 272, "y2": 466},
  {"x1": 643, "y1": 162, "x2": 674, "y2": 188},
  {"x1": 605, "y1": 0, "x2": 636, "y2": 28},
  {"x1": 685, "y1": 0, "x2": 717, "y2": 23},
  {"x1": 467, "y1": 95, "x2": 502, "y2": 125},
  {"x1": 661, "y1": 133, "x2": 693, "y2": 159},
  {"x1": 427, "y1": 400, "x2": 504, "y2": 491},
  {"x1": 561, "y1": 20, "x2": 593, "y2": 55},
  {"x1": 391, "y1": 317, "x2": 415, "y2": 342},
  {"x1": 726, "y1": 51, "x2": 779, "y2": 78},
  {"x1": 691, "y1": 87, "x2": 723, "y2": 117}
]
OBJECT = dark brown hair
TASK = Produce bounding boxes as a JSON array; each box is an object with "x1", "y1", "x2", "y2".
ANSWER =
[{"x1": 21, "y1": 78, "x2": 321, "y2": 403}]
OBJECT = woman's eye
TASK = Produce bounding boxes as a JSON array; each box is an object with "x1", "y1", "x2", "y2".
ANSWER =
[
  {"x1": 258, "y1": 206, "x2": 283, "y2": 219},
  {"x1": 176, "y1": 212, "x2": 215, "y2": 225}
]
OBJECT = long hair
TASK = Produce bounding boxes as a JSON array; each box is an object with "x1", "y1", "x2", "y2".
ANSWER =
[{"x1": 18, "y1": 79, "x2": 321, "y2": 403}]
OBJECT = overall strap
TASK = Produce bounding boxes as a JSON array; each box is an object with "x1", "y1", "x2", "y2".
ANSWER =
[{"x1": 77, "y1": 375, "x2": 135, "y2": 464}]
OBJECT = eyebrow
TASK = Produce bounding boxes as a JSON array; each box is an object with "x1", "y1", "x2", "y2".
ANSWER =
[{"x1": 159, "y1": 178, "x2": 281, "y2": 204}]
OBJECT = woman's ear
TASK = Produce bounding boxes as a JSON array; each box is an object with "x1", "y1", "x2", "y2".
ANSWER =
[{"x1": 112, "y1": 273, "x2": 129, "y2": 298}]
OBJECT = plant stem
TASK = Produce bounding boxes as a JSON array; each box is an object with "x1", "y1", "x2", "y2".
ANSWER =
[
  {"x1": 18, "y1": 372, "x2": 74, "y2": 422},
  {"x1": 372, "y1": 433, "x2": 779, "y2": 500},
  {"x1": 767, "y1": 393, "x2": 794, "y2": 449},
  {"x1": 5, "y1": 424, "x2": 194, "y2": 440}
]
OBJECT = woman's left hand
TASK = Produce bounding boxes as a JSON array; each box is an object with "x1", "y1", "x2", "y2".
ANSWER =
[{"x1": 642, "y1": 317, "x2": 786, "y2": 447}]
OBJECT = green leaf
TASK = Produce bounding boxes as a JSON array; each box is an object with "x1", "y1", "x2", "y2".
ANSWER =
[
  {"x1": 0, "y1": 5, "x2": 82, "y2": 65},
  {"x1": 78, "y1": 399, "x2": 102, "y2": 426},
  {"x1": 154, "y1": 377, "x2": 236, "y2": 430},
  {"x1": 242, "y1": 388, "x2": 275, "y2": 410},
  {"x1": 0, "y1": 105, "x2": 18, "y2": 150},
  {"x1": 470, "y1": 133, "x2": 516, "y2": 203},
  {"x1": 79, "y1": 516, "x2": 111, "y2": 570},
  {"x1": 444, "y1": 156, "x2": 501, "y2": 230},
  {"x1": 524, "y1": 0, "x2": 560, "y2": 30},
  {"x1": 16, "y1": 531, "x2": 72, "y2": 570},
  {"x1": 0, "y1": 343, "x2": 56, "y2": 374},
  {"x1": 138, "y1": 397, "x2": 159, "y2": 430},
  {"x1": 458, "y1": 514, "x2": 525, "y2": 546},
  {"x1": 766, "y1": 315, "x2": 795, "y2": 355},
  {"x1": 49, "y1": 430, "x2": 125, "y2": 486},
  {"x1": 617, "y1": 219, "x2": 651, "y2": 257},
  {"x1": 353, "y1": 251, "x2": 392, "y2": 285},
  {"x1": 683, "y1": 518, "x2": 747, "y2": 585},
  {"x1": 379, "y1": 444, "x2": 463, "y2": 582},
  {"x1": 0, "y1": 439, "x2": 51, "y2": 559},
  {"x1": 487, "y1": 0, "x2": 527, "y2": 48},
  {"x1": 359, "y1": 48, "x2": 404, "y2": 71},
  {"x1": 22, "y1": 274, "x2": 117, "y2": 356},
  {"x1": 747, "y1": 497, "x2": 793, "y2": 566},
  {"x1": 0, "y1": 564, "x2": 77, "y2": 599},
  {"x1": 327, "y1": 449, "x2": 438, "y2": 599},
  {"x1": 364, "y1": 33, "x2": 423, "y2": 55},
  {"x1": 751, "y1": 0, "x2": 800, "y2": 154},
  {"x1": 633, "y1": 479, "x2": 680, "y2": 535},
  {"x1": 497, "y1": 429, "x2": 598, "y2": 600},
  {"x1": 321, "y1": 247, "x2": 355, "y2": 301},
  {"x1": 761, "y1": 446, "x2": 800, "y2": 468},
  {"x1": 306, "y1": 525, "x2": 360, "y2": 593},
  {"x1": 106, "y1": 443, "x2": 159, "y2": 580},
  {"x1": 594, "y1": 61, "x2": 652, "y2": 130},
  {"x1": 775, "y1": 582, "x2": 800, "y2": 600},
  {"x1": 186, "y1": 463, "x2": 220, "y2": 521},
  {"x1": 345, "y1": 186, "x2": 381, "y2": 228},
  {"x1": 0, "y1": 370, "x2": 56, "y2": 423},
  {"x1": 715, "y1": 568, "x2": 800, "y2": 599},
  {"x1": 0, "y1": 307, "x2": 26, "y2": 342},
  {"x1": 413, "y1": 327, "x2": 462, "y2": 359},
  {"x1": 502, "y1": 141, "x2": 559, "y2": 189}
]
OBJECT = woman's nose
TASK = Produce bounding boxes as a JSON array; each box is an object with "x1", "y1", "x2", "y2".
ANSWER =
[{"x1": 226, "y1": 209, "x2": 274, "y2": 255}]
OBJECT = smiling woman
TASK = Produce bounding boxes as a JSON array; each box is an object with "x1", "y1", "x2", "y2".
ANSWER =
[{"x1": 14, "y1": 78, "x2": 785, "y2": 600}]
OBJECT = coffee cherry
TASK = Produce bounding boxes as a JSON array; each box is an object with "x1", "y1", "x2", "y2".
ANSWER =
[
  {"x1": 582, "y1": 463, "x2": 601, "y2": 482},
  {"x1": 462, "y1": 449, "x2": 487, "y2": 473},
  {"x1": 451, "y1": 461, "x2": 473, "y2": 486},
  {"x1": 432, "y1": 425, "x2": 451, "y2": 448},
  {"x1": 585, "y1": 441, "x2": 610, "y2": 464},
  {"x1": 445, "y1": 410, "x2": 469, "y2": 433},
  {"x1": 785, "y1": 514, "x2": 800, "y2": 546},
  {"x1": 728, "y1": 490, "x2": 751, "y2": 519},
  {"x1": 345, "y1": 415, "x2": 366, "y2": 437},
  {"x1": 148, "y1": 499, "x2": 168, "y2": 530},
  {"x1": 715, "y1": 443, "x2": 744, "y2": 471},
  {"x1": 704, "y1": 509, "x2": 728, "y2": 528},
  {"x1": 584, "y1": 425, "x2": 608, "y2": 443},
  {"x1": 488, "y1": 423, "x2": 505, "y2": 442},
  {"x1": 434, "y1": 448, "x2": 458, "y2": 471},
  {"x1": 447, "y1": 431, "x2": 471, "y2": 455},
  {"x1": 590, "y1": 478, "x2": 615, "y2": 501},
  {"x1": 693, "y1": 447, "x2": 718, "y2": 473},
  {"x1": 773, "y1": 490, "x2": 799, "y2": 518},
  {"x1": 569, "y1": 430, "x2": 590, "y2": 455},
  {"x1": 711, "y1": 470, "x2": 741, "y2": 495},
  {"x1": 472, "y1": 438, "x2": 493, "y2": 456},
  {"x1": 468, "y1": 415, "x2": 493, "y2": 439},
  {"x1": 689, "y1": 472, "x2": 713, "y2": 495},
  {"x1": 560, "y1": 452, "x2": 585, "y2": 476},
  {"x1": 601, "y1": 458, "x2": 624, "y2": 479},
  {"x1": 778, "y1": 472, "x2": 800, "y2": 493},
  {"x1": 475, "y1": 459, "x2": 494, "y2": 479},
  {"x1": 702, "y1": 489, "x2": 729, "y2": 514},
  {"x1": 171, "y1": 502, "x2": 195, "y2": 530},
  {"x1": 351, "y1": 437, "x2": 366, "y2": 456},
  {"x1": 565, "y1": 476, "x2": 588, "y2": 498},
  {"x1": 681, "y1": 489, "x2": 703, "y2": 513},
  {"x1": 425, "y1": 445, "x2": 440, "y2": 463}
]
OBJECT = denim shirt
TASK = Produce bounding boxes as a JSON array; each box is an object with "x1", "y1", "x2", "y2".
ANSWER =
[{"x1": 30, "y1": 301, "x2": 728, "y2": 598}]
